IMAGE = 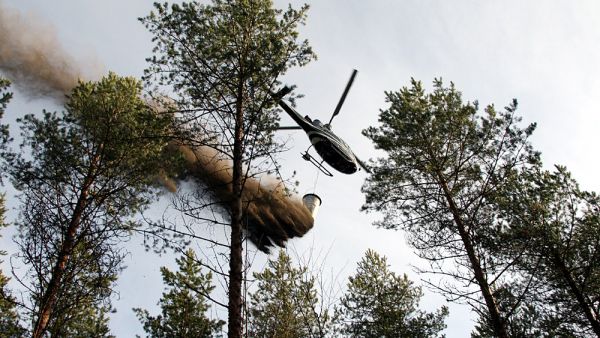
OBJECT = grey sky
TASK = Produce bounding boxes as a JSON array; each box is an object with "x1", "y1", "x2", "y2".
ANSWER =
[{"x1": 2, "y1": 0, "x2": 600, "y2": 336}]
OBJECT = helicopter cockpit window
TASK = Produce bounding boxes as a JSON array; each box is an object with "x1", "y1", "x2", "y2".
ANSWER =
[{"x1": 313, "y1": 119, "x2": 323, "y2": 127}]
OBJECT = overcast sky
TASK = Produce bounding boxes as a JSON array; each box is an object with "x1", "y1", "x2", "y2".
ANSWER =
[{"x1": 2, "y1": 0, "x2": 600, "y2": 336}]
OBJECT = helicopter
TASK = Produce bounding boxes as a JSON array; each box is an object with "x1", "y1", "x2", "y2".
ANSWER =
[{"x1": 272, "y1": 69, "x2": 370, "y2": 177}]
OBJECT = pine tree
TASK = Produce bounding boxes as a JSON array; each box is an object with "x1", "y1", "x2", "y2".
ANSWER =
[
  {"x1": 248, "y1": 250, "x2": 332, "y2": 337},
  {"x1": 0, "y1": 194, "x2": 25, "y2": 338},
  {"x1": 6, "y1": 73, "x2": 180, "y2": 337},
  {"x1": 134, "y1": 248, "x2": 224, "y2": 338},
  {"x1": 140, "y1": 2, "x2": 315, "y2": 336},
  {"x1": 338, "y1": 249, "x2": 448, "y2": 338},
  {"x1": 492, "y1": 166, "x2": 600, "y2": 336},
  {"x1": 470, "y1": 284, "x2": 559, "y2": 338},
  {"x1": 362, "y1": 79, "x2": 540, "y2": 337},
  {"x1": 46, "y1": 303, "x2": 115, "y2": 338},
  {"x1": 0, "y1": 77, "x2": 11, "y2": 152},
  {"x1": 0, "y1": 78, "x2": 25, "y2": 338}
]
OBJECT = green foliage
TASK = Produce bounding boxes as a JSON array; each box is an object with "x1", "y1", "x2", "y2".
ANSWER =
[
  {"x1": 6, "y1": 73, "x2": 181, "y2": 335},
  {"x1": 46, "y1": 303, "x2": 115, "y2": 338},
  {"x1": 0, "y1": 194, "x2": 26, "y2": 338},
  {"x1": 140, "y1": 0, "x2": 316, "y2": 162},
  {"x1": 38, "y1": 242, "x2": 120, "y2": 337},
  {"x1": 134, "y1": 248, "x2": 224, "y2": 338},
  {"x1": 0, "y1": 195, "x2": 6, "y2": 252},
  {"x1": 9, "y1": 72, "x2": 179, "y2": 201},
  {"x1": 362, "y1": 79, "x2": 539, "y2": 234},
  {"x1": 338, "y1": 249, "x2": 448, "y2": 338},
  {"x1": 0, "y1": 79, "x2": 24, "y2": 337},
  {"x1": 0, "y1": 274, "x2": 24, "y2": 338},
  {"x1": 18, "y1": 74, "x2": 174, "y2": 210},
  {"x1": 0, "y1": 77, "x2": 9, "y2": 250},
  {"x1": 0, "y1": 77, "x2": 12, "y2": 176},
  {"x1": 362, "y1": 79, "x2": 540, "y2": 337},
  {"x1": 0, "y1": 77, "x2": 11, "y2": 114},
  {"x1": 470, "y1": 284, "x2": 568, "y2": 338},
  {"x1": 248, "y1": 250, "x2": 332, "y2": 337},
  {"x1": 141, "y1": 2, "x2": 316, "y2": 336},
  {"x1": 492, "y1": 166, "x2": 600, "y2": 336}
]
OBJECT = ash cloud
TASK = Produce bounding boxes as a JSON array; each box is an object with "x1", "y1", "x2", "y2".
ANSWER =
[
  {"x1": 0, "y1": 1, "x2": 100, "y2": 99},
  {"x1": 177, "y1": 145, "x2": 314, "y2": 253}
]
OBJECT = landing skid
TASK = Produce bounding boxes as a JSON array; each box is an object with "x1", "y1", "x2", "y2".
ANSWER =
[{"x1": 301, "y1": 150, "x2": 333, "y2": 177}]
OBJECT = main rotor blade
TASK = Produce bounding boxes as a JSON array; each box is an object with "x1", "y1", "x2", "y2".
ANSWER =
[
  {"x1": 329, "y1": 69, "x2": 358, "y2": 125},
  {"x1": 277, "y1": 126, "x2": 303, "y2": 130}
]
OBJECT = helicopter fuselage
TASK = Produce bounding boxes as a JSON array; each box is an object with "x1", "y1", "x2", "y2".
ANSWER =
[{"x1": 276, "y1": 99, "x2": 359, "y2": 174}]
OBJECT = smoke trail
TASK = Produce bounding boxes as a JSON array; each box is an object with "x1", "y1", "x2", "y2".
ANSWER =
[
  {"x1": 0, "y1": 1, "x2": 100, "y2": 98},
  {"x1": 177, "y1": 144, "x2": 315, "y2": 253}
]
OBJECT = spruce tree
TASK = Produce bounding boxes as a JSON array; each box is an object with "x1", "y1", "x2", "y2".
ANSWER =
[
  {"x1": 248, "y1": 250, "x2": 331, "y2": 337},
  {"x1": 134, "y1": 248, "x2": 224, "y2": 338},
  {"x1": 338, "y1": 249, "x2": 448, "y2": 338}
]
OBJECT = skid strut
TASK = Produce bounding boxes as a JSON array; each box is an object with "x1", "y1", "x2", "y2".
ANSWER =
[{"x1": 301, "y1": 148, "x2": 333, "y2": 177}]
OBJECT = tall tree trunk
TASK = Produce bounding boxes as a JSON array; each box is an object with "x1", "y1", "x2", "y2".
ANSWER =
[
  {"x1": 438, "y1": 174, "x2": 509, "y2": 338},
  {"x1": 228, "y1": 78, "x2": 245, "y2": 338},
  {"x1": 32, "y1": 151, "x2": 101, "y2": 338},
  {"x1": 551, "y1": 249, "x2": 600, "y2": 336}
]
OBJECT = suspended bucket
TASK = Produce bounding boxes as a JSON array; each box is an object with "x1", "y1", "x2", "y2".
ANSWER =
[{"x1": 302, "y1": 193, "x2": 322, "y2": 218}]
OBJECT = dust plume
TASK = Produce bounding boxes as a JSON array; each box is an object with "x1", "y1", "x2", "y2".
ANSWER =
[
  {"x1": 0, "y1": 1, "x2": 100, "y2": 98},
  {"x1": 177, "y1": 144, "x2": 315, "y2": 253},
  {"x1": 0, "y1": 0, "x2": 313, "y2": 253}
]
